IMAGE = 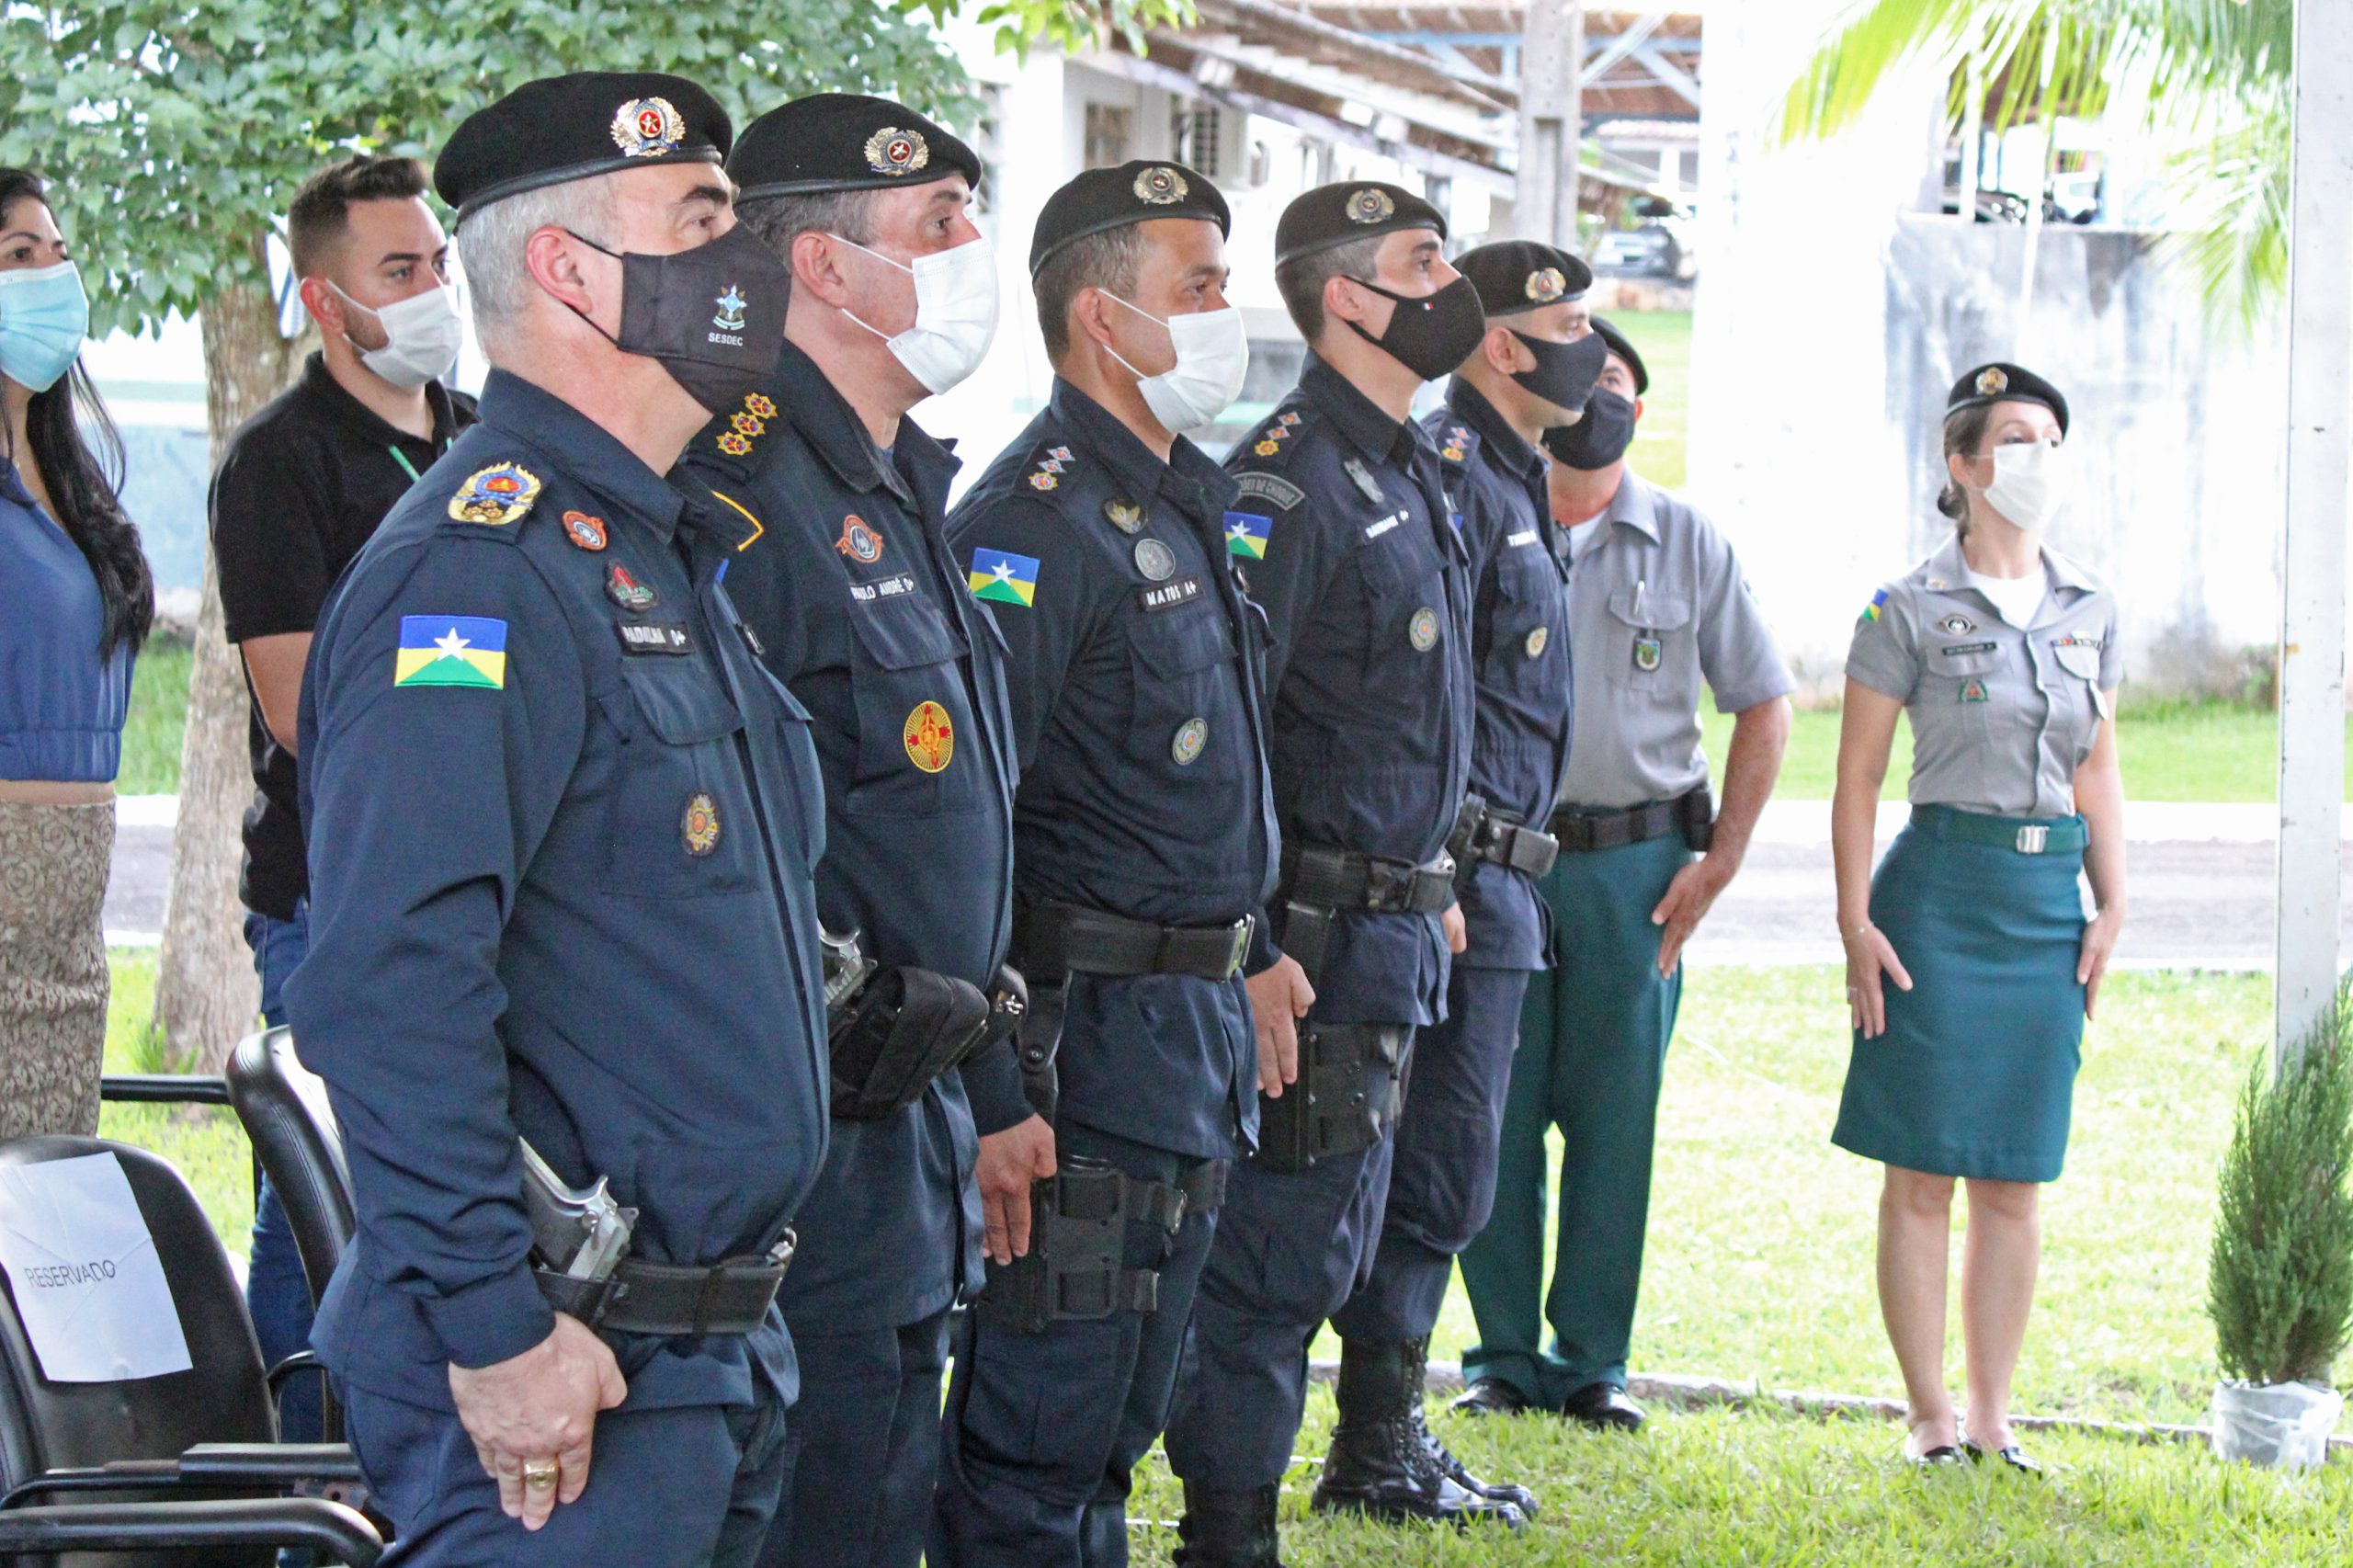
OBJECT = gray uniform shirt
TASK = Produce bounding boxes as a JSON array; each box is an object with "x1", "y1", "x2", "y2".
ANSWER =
[
  {"x1": 1559, "y1": 471, "x2": 1794, "y2": 809},
  {"x1": 1847, "y1": 532, "x2": 2122, "y2": 819}
]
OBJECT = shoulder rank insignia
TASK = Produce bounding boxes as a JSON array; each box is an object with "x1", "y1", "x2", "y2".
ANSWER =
[
  {"x1": 1440, "y1": 425, "x2": 1472, "y2": 463},
  {"x1": 1225, "y1": 510, "x2": 1270, "y2": 560},
  {"x1": 447, "y1": 462, "x2": 541, "y2": 526},
  {"x1": 394, "y1": 615, "x2": 506, "y2": 689},
  {"x1": 1104, "y1": 499, "x2": 1144, "y2": 534},
  {"x1": 1279, "y1": 412, "x2": 1302, "y2": 426},
  {"x1": 1028, "y1": 445, "x2": 1073, "y2": 493},
  {"x1": 1028, "y1": 471, "x2": 1058, "y2": 492},
  {"x1": 968, "y1": 548, "x2": 1040, "y2": 607},
  {"x1": 1343, "y1": 458, "x2": 1385, "y2": 505},
  {"x1": 1253, "y1": 438, "x2": 1280, "y2": 457}
]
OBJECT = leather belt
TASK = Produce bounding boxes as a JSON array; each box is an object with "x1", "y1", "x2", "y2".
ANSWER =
[
  {"x1": 1550, "y1": 787, "x2": 1713, "y2": 855},
  {"x1": 1279, "y1": 845, "x2": 1457, "y2": 915},
  {"x1": 1910, "y1": 803, "x2": 2089, "y2": 856},
  {"x1": 534, "y1": 1235, "x2": 793, "y2": 1336},
  {"x1": 1449, "y1": 794, "x2": 1560, "y2": 880},
  {"x1": 1013, "y1": 901, "x2": 1255, "y2": 983}
]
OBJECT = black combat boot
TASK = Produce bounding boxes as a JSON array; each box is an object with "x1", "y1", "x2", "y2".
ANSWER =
[
  {"x1": 1401, "y1": 1335, "x2": 1540, "y2": 1518},
  {"x1": 1174, "y1": 1481, "x2": 1284, "y2": 1568},
  {"x1": 1311, "y1": 1337, "x2": 1527, "y2": 1529}
]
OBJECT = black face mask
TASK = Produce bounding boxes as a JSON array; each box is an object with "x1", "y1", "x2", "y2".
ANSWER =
[
  {"x1": 1510, "y1": 328, "x2": 1608, "y2": 419},
  {"x1": 1543, "y1": 389, "x2": 1638, "y2": 472},
  {"x1": 564, "y1": 224, "x2": 789, "y2": 413},
  {"x1": 1346, "y1": 274, "x2": 1487, "y2": 381}
]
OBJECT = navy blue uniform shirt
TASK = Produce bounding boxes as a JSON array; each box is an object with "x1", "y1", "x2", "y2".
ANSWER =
[
  {"x1": 1222, "y1": 353, "x2": 1474, "y2": 1026},
  {"x1": 675, "y1": 342, "x2": 1017, "y2": 1332},
  {"x1": 949, "y1": 379, "x2": 1278, "y2": 1161},
  {"x1": 288, "y1": 369, "x2": 830, "y2": 1415},
  {"x1": 1427, "y1": 380, "x2": 1573, "y2": 971}
]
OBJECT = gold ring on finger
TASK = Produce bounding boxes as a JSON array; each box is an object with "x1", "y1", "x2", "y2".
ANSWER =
[{"x1": 522, "y1": 1460, "x2": 560, "y2": 1490}]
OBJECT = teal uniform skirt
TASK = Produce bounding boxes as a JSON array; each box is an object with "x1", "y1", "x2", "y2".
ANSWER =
[{"x1": 1832, "y1": 805, "x2": 2088, "y2": 1184}]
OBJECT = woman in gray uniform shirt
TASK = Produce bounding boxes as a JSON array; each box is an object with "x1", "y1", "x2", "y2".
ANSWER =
[{"x1": 1831, "y1": 362, "x2": 2125, "y2": 1473}]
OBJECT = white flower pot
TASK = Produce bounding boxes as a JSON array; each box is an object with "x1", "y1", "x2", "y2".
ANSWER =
[{"x1": 2211, "y1": 1379, "x2": 2342, "y2": 1470}]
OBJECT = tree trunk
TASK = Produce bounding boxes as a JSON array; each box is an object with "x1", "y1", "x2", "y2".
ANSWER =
[{"x1": 153, "y1": 258, "x2": 302, "y2": 1074}]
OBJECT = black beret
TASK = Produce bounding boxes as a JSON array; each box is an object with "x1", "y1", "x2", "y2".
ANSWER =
[
  {"x1": 1591, "y1": 316, "x2": 1649, "y2": 396},
  {"x1": 730, "y1": 93, "x2": 980, "y2": 201},
  {"x1": 1947, "y1": 361, "x2": 2070, "y2": 436},
  {"x1": 437, "y1": 73, "x2": 731, "y2": 222},
  {"x1": 1454, "y1": 240, "x2": 1593, "y2": 316},
  {"x1": 1029, "y1": 160, "x2": 1230, "y2": 276},
  {"x1": 1275, "y1": 181, "x2": 1446, "y2": 265}
]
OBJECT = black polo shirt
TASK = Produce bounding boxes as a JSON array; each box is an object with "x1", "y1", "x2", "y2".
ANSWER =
[{"x1": 210, "y1": 351, "x2": 473, "y2": 920}]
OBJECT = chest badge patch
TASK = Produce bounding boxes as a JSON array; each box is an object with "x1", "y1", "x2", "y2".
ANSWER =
[
  {"x1": 1525, "y1": 625, "x2": 1550, "y2": 658},
  {"x1": 1134, "y1": 538, "x2": 1177, "y2": 582},
  {"x1": 605, "y1": 564, "x2": 657, "y2": 613},
  {"x1": 447, "y1": 462, "x2": 541, "y2": 526},
  {"x1": 835, "y1": 515, "x2": 884, "y2": 563},
  {"x1": 1632, "y1": 635, "x2": 1663, "y2": 672},
  {"x1": 681, "y1": 791, "x2": 721, "y2": 857},
  {"x1": 1409, "y1": 607, "x2": 1440, "y2": 652},
  {"x1": 904, "y1": 700, "x2": 955, "y2": 773},
  {"x1": 1344, "y1": 458, "x2": 1386, "y2": 505},
  {"x1": 1171, "y1": 716, "x2": 1209, "y2": 767},
  {"x1": 1938, "y1": 613, "x2": 1976, "y2": 636},
  {"x1": 1225, "y1": 510, "x2": 1270, "y2": 560},
  {"x1": 1104, "y1": 499, "x2": 1144, "y2": 535},
  {"x1": 562, "y1": 511, "x2": 608, "y2": 551},
  {"x1": 1961, "y1": 677, "x2": 1989, "y2": 703}
]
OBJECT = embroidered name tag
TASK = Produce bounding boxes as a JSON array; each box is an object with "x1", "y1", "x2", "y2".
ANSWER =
[
  {"x1": 1138, "y1": 576, "x2": 1203, "y2": 614},
  {"x1": 1506, "y1": 529, "x2": 1540, "y2": 548},
  {"x1": 1364, "y1": 513, "x2": 1403, "y2": 540},
  {"x1": 1940, "y1": 641, "x2": 1996, "y2": 656},
  {"x1": 616, "y1": 621, "x2": 693, "y2": 656},
  {"x1": 849, "y1": 573, "x2": 918, "y2": 604}
]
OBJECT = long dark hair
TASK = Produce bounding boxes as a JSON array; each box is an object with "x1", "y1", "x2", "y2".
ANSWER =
[{"x1": 0, "y1": 168, "x2": 152, "y2": 657}]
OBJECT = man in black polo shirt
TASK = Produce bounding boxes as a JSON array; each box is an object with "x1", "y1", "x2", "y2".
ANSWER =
[{"x1": 209, "y1": 153, "x2": 473, "y2": 1445}]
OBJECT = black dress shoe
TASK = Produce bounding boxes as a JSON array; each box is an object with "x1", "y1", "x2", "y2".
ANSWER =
[
  {"x1": 1907, "y1": 1444, "x2": 1966, "y2": 1469},
  {"x1": 1311, "y1": 1339, "x2": 1528, "y2": 1531},
  {"x1": 1961, "y1": 1440, "x2": 2043, "y2": 1475},
  {"x1": 1449, "y1": 1377, "x2": 1534, "y2": 1418},
  {"x1": 1560, "y1": 1381, "x2": 1645, "y2": 1432}
]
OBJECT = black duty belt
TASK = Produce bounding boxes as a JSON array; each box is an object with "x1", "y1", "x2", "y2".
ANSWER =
[
  {"x1": 1013, "y1": 901, "x2": 1255, "y2": 984},
  {"x1": 1279, "y1": 845, "x2": 1456, "y2": 915},
  {"x1": 534, "y1": 1236, "x2": 794, "y2": 1336},
  {"x1": 977, "y1": 1157, "x2": 1228, "y2": 1334},
  {"x1": 1449, "y1": 793, "x2": 1560, "y2": 881},
  {"x1": 1550, "y1": 787, "x2": 1714, "y2": 856}
]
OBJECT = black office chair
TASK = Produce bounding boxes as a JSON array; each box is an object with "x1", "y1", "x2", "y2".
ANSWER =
[{"x1": 0, "y1": 1134, "x2": 379, "y2": 1565}]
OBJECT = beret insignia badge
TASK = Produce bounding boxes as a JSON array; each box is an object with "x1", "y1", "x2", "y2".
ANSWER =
[
  {"x1": 1526, "y1": 267, "x2": 1567, "y2": 302},
  {"x1": 611, "y1": 97, "x2": 685, "y2": 158},
  {"x1": 865, "y1": 127, "x2": 931, "y2": 176},
  {"x1": 1346, "y1": 187, "x2": 1396, "y2": 224},
  {"x1": 1976, "y1": 367, "x2": 2009, "y2": 396},
  {"x1": 1134, "y1": 165, "x2": 1188, "y2": 204}
]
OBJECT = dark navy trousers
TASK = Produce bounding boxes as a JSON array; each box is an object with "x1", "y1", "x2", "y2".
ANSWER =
[
  {"x1": 931, "y1": 1121, "x2": 1219, "y2": 1568},
  {"x1": 1332, "y1": 967, "x2": 1529, "y2": 1344},
  {"x1": 755, "y1": 1305, "x2": 950, "y2": 1568},
  {"x1": 1162, "y1": 1028, "x2": 1412, "y2": 1491},
  {"x1": 343, "y1": 1382, "x2": 790, "y2": 1568}
]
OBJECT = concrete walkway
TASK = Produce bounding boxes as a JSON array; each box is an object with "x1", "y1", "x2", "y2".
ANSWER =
[{"x1": 105, "y1": 795, "x2": 2345, "y2": 971}]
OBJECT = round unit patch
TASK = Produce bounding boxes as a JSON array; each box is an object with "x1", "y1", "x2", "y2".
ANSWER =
[
  {"x1": 681, "y1": 791, "x2": 721, "y2": 857},
  {"x1": 1408, "y1": 607, "x2": 1439, "y2": 652},
  {"x1": 835, "y1": 516, "x2": 884, "y2": 563},
  {"x1": 1171, "y1": 716, "x2": 1209, "y2": 767},
  {"x1": 562, "y1": 511, "x2": 608, "y2": 551},
  {"x1": 1938, "y1": 613, "x2": 1976, "y2": 636},
  {"x1": 1134, "y1": 538, "x2": 1177, "y2": 582},
  {"x1": 904, "y1": 699, "x2": 955, "y2": 774},
  {"x1": 1524, "y1": 625, "x2": 1549, "y2": 658}
]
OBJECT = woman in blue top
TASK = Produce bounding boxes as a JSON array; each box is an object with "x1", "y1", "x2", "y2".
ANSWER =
[{"x1": 0, "y1": 168, "x2": 153, "y2": 1139}]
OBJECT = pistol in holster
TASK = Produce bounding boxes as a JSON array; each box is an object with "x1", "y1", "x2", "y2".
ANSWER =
[{"x1": 823, "y1": 926, "x2": 1028, "y2": 1120}]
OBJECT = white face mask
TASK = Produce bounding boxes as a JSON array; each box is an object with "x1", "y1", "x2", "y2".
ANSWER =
[
  {"x1": 1981, "y1": 438, "x2": 2072, "y2": 531},
  {"x1": 1101, "y1": 294, "x2": 1249, "y2": 433},
  {"x1": 830, "y1": 233, "x2": 999, "y2": 396},
  {"x1": 331, "y1": 279, "x2": 463, "y2": 390}
]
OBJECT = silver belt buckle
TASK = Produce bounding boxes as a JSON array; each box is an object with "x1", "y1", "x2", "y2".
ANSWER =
[{"x1": 2015, "y1": 824, "x2": 2050, "y2": 855}]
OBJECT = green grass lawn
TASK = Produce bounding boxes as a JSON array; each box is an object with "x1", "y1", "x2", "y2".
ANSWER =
[
  {"x1": 121, "y1": 635, "x2": 191, "y2": 794},
  {"x1": 1609, "y1": 311, "x2": 1688, "y2": 493},
  {"x1": 1700, "y1": 697, "x2": 2333, "y2": 803}
]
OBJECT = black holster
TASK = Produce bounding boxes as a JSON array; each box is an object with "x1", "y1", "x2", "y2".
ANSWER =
[
  {"x1": 829, "y1": 964, "x2": 997, "y2": 1119},
  {"x1": 1678, "y1": 785, "x2": 1717, "y2": 853},
  {"x1": 975, "y1": 1155, "x2": 1227, "y2": 1335},
  {"x1": 1251, "y1": 1022, "x2": 1411, "y2": 1172}
]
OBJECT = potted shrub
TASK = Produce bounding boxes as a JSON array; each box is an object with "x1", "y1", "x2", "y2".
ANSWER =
[{"x1": 2206, "y1": 987, "x2": 2353, "y2": 1469}]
